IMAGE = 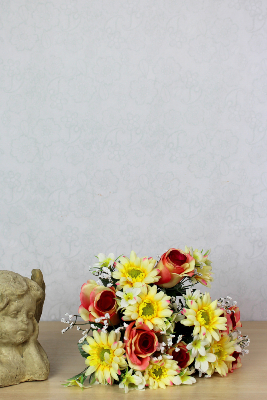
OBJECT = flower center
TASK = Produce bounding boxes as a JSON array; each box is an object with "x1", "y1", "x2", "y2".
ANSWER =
[
  {"x1": 193, "y1": 339, "x2": 201, "y2": 349},
  {"x1": 201, "y1": 311, "x2": 210, "y2": 324},
  {"x1": 99, "y1": 348, "x2": 111, "y2": 362},
  {"x1": 150, "y1": 365, "x2": 167, "y2": 381},
  {"x1": 127, "y1": 267, "x2": 144, "y2": 280},
  {"x1": 102, "y1": 258, "x2": 112, "y2": 268},
  {"x1": 125, "y1": 293, "x2": 133, "y2": 301},
  {"x1": 139, "y1": 300, "x2": 157, "y2": 319},
  {"x1": 197, "y1": 307, "x2": 213, "y2": 328},
  {"x1": 213, "y1": 344, "x2": 226, "y2": 361}
]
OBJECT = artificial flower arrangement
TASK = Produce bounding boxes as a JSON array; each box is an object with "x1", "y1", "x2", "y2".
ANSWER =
[{"x1": 61, "y1": 247, "x2": 250, "y2": 392}]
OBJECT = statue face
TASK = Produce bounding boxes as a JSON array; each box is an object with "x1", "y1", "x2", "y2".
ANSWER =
[{"x1": 0, "y1": 293, "x2": 35, "y2": 345}]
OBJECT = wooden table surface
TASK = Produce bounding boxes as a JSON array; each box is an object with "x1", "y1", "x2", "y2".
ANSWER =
[{"x1": 1, "y1": 321, "x2": 266, "y2": 400}]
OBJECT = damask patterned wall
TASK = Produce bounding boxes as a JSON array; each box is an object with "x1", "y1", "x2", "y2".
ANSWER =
[{"x1": 0, "y1": 1, "x2": 266, "y2": 321}]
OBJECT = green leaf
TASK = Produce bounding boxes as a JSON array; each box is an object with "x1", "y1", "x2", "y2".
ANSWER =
[
  {"x1": 66, "y1": 368, "x2": 87, "y2": 381},
  {"x1": 78, "y1": 340, "x2": 89, "y2": 358},
  {"x1": 100, "y1": 277, "x2": 110, "y2": 287},
  {"x1": 89, "y1": 373, "x2": 96, "y2": 384}
]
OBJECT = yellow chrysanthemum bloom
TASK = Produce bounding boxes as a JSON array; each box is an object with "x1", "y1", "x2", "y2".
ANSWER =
[
  {"x1": 180, "y1": 293, "x2": 227, "y2": 342},
  {"x1": 144, "y1": 356, "x2": 181, "y2": 389},
  {"x1": 83, "y1": 330, "x2": 127, "y2": 384},
  {"x1": 207, "y1": 333, "x2": 236, "y2": 376},
  {"x1": 122, "y1": 285, "x2": 172, "y2": 331},
  {"x1": 112, "y1": 251, "x2": 160, "y2": 289}
]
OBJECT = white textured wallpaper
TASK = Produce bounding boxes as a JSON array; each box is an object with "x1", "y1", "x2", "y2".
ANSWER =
[{"x1": 0, "y1": 1, "x2": 266, "y2": 321}]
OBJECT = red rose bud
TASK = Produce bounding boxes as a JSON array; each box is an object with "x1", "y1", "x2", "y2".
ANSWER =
[
  {"x1": 167, "y1": 341, "x2": 193, "y2": 369},
  {"x1": 221, "y1": 306, "x2": 242, "y2": 334},
  {"x1": 228, "y1": 351, "x2": 242, "y2": 373}
]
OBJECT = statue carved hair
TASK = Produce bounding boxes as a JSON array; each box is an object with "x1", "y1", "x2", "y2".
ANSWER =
[{"x1": 0, "y1": 271, "x2": 44, "y2": 313}]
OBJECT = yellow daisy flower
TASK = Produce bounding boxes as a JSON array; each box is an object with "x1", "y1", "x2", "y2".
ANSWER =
[
  {"x1": 180, "y1": 292, "x2": 227, "y2": 342},
  {"x1": 144, "y1": 356, "x2": 181, "y2": 389},
  {"x1": 112, "y1": 251, "x2": 160, "y2": 289},
  {"x1": 82, "y1": 330, "x2": 127, "y2": 384},
  {"x1": 207, "y1": 333, "x2": 236, "y2": 376},
  {"x1": 122, "y1": 285, "x2": 172, "y2": 331}
]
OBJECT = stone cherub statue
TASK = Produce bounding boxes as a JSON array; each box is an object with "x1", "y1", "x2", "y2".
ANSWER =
[{"x1": 0, "y1": 269, "x2": 50, "y2": 387}]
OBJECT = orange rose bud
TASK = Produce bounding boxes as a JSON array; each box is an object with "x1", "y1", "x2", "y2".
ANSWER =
[
  {"x1": 124, "y1": 321, "x2": 158, "y2": 371},
  {"x1": 157, "y1": 248, "x2": 195, "y2": 288},
  {"x1": 78, "y1": 280, "x2": 119, "y2": 325}
]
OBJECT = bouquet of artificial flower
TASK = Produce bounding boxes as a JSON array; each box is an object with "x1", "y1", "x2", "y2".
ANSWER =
[{"x1": 61, "y1": 247, "x2": 249, "y2": 392}]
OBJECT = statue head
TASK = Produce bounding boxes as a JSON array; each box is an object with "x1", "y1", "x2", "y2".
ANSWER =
[{"x1": 0, "y1": 271, "x2": 44, "y2": 346}]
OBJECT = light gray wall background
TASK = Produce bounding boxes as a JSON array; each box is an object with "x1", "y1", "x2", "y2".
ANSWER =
[{"x1": 0, "y1": 1, "x2": 266, "y2": 321}]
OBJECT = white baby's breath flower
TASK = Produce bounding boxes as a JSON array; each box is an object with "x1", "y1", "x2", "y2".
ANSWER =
[
  {"x1": 164, "y1": 354, "x2": 173, "y2": 359},
  {"x1": 116, "y1": 287, "x2": 141, "y2": 308},
  {"x1": 177, "y1": 335, "x2": 183, "y2": 343},
  {"x1": 102, "y1": 267, "x2": 111, "y2": 275}
]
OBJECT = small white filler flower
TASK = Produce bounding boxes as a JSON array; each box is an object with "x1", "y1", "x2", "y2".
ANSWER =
[
  {"x1": 119, "y1": 369, "x2": 146, "y2": 393},
  {"x1": 116, "y1": 287, "x2": 141, "y2": 308},
  {"x1": 187, "y1": 335, "x2": 210, "y2": 358}
]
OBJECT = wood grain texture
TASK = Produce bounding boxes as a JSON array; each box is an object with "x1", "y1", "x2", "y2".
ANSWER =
[{"x1": 0, "y1": 321, "x2": 266, "y2": 400}]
